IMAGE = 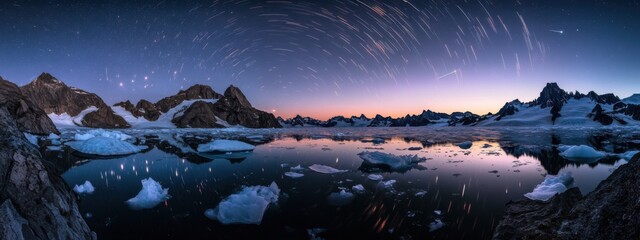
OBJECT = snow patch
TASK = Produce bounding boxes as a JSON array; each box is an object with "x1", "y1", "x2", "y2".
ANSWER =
[
  {"x1": 524, "y1": 172, "x2": 574, "y2": 201},
  {"x1": 126, "y1": 178, "x2": 170, "y2": 210},
  {"x1": 204, "y1": 182, "x2": 280, "y2": 225},
  {"x1": 48, "y1": 106, "x2": 98, "y2": 127}
]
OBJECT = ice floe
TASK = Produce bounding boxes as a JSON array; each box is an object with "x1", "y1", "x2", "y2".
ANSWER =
[
  {"x1": 290, "y1": 164, "x2": 304, "y2": 171},
  {"x1": 326, "y1": 190, "x2": 355, "y2": 206},
  {"x1": 429, "y1": 219, "x2": 444, "y2": 232},
  {"x1": 309, "y1": 164, "x2": 347, "y2": 174},
  {"x1": 284, "y1": 172, "x2": 304, "y2": 178},
  {"x1": 357, "y1": 151, "x2": 426, "y2": 171},
  {"x1": 66, "y1": 137, "x2": 145, "y2": 156},
  {"x1": 23, "y1": 132, "x2": 38, "y2": 146},
  {"x1": 204, "y1": 182, "x2": 280, "y2": 225},
  {"x1": 524, "y1": 172, "x2": 574, "y2": 201},
  {"x1": 351, "y1": 184, "x2": 365, "y2": 192},
  {"x1": 367, "y1": 174, "x2": 383, "y2": 181},
  {"x1": 126, "y1": 178, "x2": 171, "y2": 210},
  {"x1": 558, "y1": 145, "x2": 605, "y2": 162},
  {"x1": 618, "y1": 150, "x2": 639, "y2": 161},
  {"x1": 73, "y1": 181, "x2": 95, "y2": 194},
  {"x1": 197, "y1": 139, "x2": 256, "y2": 152},
  {"x1": 74, "y1": 129, "x2": 132, "y2": 141}
]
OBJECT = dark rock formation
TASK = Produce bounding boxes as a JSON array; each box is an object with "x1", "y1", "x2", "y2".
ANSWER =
[
  {"x1": 155, "y1": 84, "x2": 222, "y2": 113},
  {"x1": 210, "y1": 85, "x2": 281, "y2": 128},
  {"x1": 448, "y1": 112, "x2": 484, "y2": 126},
  {"x1": 493, "y1": 153, "x2": 640, "y2": 240},
  {"x1": 623, "y1": 104, "x2": 640, "y2": 121},
  {"x1": 20, "y1": 73, "x2": 129, "y2": 128},
  {"x1": 495, "y1": 100, "x2": 521, "y2": 121},
  {"x1": 590, "y1": 104, "x2": 614, "y2": 125},
  {"x1": 368, "y1": 114, "x2": 393, "y2": 127},
  {"x1": 279, "y1": 115, "x2": 324, "y2": 127},
  {"x1": 532, "y1": 83, "x2": 569, "y2": 108},
  {"x1": 171, "y1": 101, "x2": 225, "y2": 128},
  {"x1": 0, "y1": 77, "x2": 59, "y2": 135},
  {"x1": 136, "y1": 99, "x2": 161, "y2": 121},
  {"x1": 0, "y1": 107, "x2": 95, "y2": 239}
]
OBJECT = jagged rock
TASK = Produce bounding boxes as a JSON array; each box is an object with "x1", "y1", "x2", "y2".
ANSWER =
[
  {"x1": 533, "y1": 83, "x2": 569, "y2": 108},
  {"x1": 623, "y1": 104, "x2": 640, "y2": 121},
  {"x1": 171, "y1": 101, "x2": 224, "y2": 128},
  {"x1": 82, "y1": 106, "x2": 129, "y2": 128},
  {"x1": 20, "y1": 73, "x2": 129, "y2": 128},
  {"x1": 0, "y1": 77, "x2": 59, "y2": 135},
  {"x1": 212, "y1": 85, "x2": 281, "y2": 128},
  {"x1": 613, "y1": 102, "x2": 627, "y2": 111},
  {"x1": 495, "y1": 100, "x2": 521, "y2": 121},
  {"x1": 448, "y1": 111, "x2": 484, "y2": 126},
  {"x1": 590, "y1": 104, "x2": 613, "y2": 125},
  {"x1": 368, "y1": 114, "x2": 393, "y2": 127},
  {"x1": 493, "y1": 153, "x2": 640, "y2": 240},
  {"x1": 419, "y1": 110, "x2": 450, "y2": 121},
  {"x1": 0, "y1": 107, "x2": 95, "y2": 239},
  {"x1": 114, "y1": 100, "x2": 139, "y2": 116},
  {"x1": 155, "y1": 84, "x2": 222, "y2": 113},
  {"x1": 136, "y1": 99, "x2": 161, "y2": 121}
]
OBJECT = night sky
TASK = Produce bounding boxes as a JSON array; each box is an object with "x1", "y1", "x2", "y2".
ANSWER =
[{"x1": 1, "y1": 0, "x2": 639, "y2": 119}]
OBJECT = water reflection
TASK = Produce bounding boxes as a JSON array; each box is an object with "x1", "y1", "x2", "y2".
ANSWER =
[{"x1": 41, "y1": 127, "x2": 636, "y2": 240}]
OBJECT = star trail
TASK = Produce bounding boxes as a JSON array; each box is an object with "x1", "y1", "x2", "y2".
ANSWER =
[{"x1": 1, "y1": 0, "x2": 639, "y2": 119}]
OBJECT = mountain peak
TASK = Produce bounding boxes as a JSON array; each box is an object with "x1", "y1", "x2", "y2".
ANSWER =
[
  {"x1": 534, "y1": 82, "x2": 568, "y2": 108},
  {"x1": 34, "y1": 72, "x2": 63, "y2": 85},
  {"x1": 223, "y1": 85, "x2": 252, "y2": 108}
]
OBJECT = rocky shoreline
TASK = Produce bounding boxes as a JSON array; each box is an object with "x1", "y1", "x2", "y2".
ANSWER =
[{"x1": 493, "y1": 153, "x2": 640, "y2": 240}]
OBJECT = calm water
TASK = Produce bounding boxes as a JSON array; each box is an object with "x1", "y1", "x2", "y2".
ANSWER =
[{"x1": 41, "y1": 127, "x2": 638, "y2": 240}]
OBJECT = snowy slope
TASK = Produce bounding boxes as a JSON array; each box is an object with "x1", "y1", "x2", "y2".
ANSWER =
[
  {"x1": 622, "y1": 94, "x2": 640, "y2": 105},
  {"x1": 48, "y1": 106, "x2": 98, "y2": 128}
]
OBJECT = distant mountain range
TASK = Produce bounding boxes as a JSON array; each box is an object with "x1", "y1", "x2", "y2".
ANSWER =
[
  {"x1": 279, "y1": 82, "x2": 640, "y2": 127},
  {"x1": 2, "y1": 73, "x2": 639, "y2": 129}
]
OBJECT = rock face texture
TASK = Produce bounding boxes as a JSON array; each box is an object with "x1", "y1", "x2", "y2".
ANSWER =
[
  {"x1": 171, "y1": 101, "x2": 225, "y2": 128},
  {"x1": 155, "y1": 84, "x2": 222, "y2": 113},
  {"x1": 207, "y1": 85, "x2": 282, "y2": 128},
  {"x1": 493, "y1": 153, "x2": 640, "y2": 240},
  {"x1": 0, "y1": 107, "x2": 95, "y2": 239},
  {"x1": 0, "y1": 77, "x2": 59, "y2": 135},
  {"x1": 20, "y1": 73, "x2": 129, "y2": 128}
]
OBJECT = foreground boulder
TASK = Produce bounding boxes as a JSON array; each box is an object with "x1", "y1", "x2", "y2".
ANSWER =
[
  {"x1": 493, "y1": 153, "x2": 640, "y2": 239},
  {"x1": 0, "y1": 76, "x2": 59, "y2": 135},
  {"x1": 20, "y1": 73, "x2": 129, "y2": 128},
  {"x1": 0, "y1": 107, "x2": 95, "y2": 239}
]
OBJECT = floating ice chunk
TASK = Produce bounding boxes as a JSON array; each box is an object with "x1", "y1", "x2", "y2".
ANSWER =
[
  {"x1": 429, "y1": 219, "x2": 444, "y2": 232},
  {"x1": 327, "y1": 190, "x2": 355, "y2": 206},
  {"x1": 619, "y1": 150, "x2": 640, "y2": 161},
  {"x1": 204, "y1": 182, "x2": 280, "y2": 225},
  {"x1": 47, "y1": 146, "x2": 62, "y2": 151},
  {"x1": 457, "y1": 141, "x2": 472, "y2": 149},
  {"x1": 74, "y1": 129, "x2": 132, "y2": 141},
  {"x1": 357, "y1": 151, "x2": 426, "y2": 171},
  {"x1": 66, "y1": 137, "x2": 144, "y2": 156},
  {"x1": 284, "y1": 172, "x2": 304, "y2": 178},
  {"x1": 309, "y1": 164, "x2": 347, "y2": 174},
  {"x1": 290, "y1": 165, "x2": 304, "y2": 171},
  {"x1": 47, "y1": 133, "x2": 60, "y2": 140},
  {"x1": 126, "y1": 178, "x2": 170, "y2": 210},
  {"x1": 379, "y1": 180, "x2": 396, "y2": 188},
  {"x1": 307, "y1": 228, "x2": 326, "y2": 240},
  {"x1": 524, "y1": 172, "x2": 574, "y2": 201},
  {"x1": 352, "y1": 184, "x2": 365, "y2": 192},
  {"x1": 368, "y1": 174, "x2": 383, "y2": 181},
  {"x1": 197, "y1": 139, "x2": 255, "y2": 152},
  {"x1": 558, "y1": 145, "x2": 605, "y2": 162},
  {"x1": 23, "y1": 132, "x2": 38, "y2": 146},
  {"x1": 415, "y1": 191, "x2": 428, "y2": 197},
  {"x1": 73, "y1": 181, "x2": 95, "y2": 194},
  {"x1": 433, "y1": 210, "x2": 442, "y2": 215}
]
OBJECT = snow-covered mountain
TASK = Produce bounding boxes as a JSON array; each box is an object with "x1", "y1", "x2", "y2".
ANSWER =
[
  {"x1": 280, "y1": 83, "x2": 640, "y2": 128},
  {"x1": 114, "y1": 85, "x2": 281, "y2": 128},
  {"x1": 20, "y1": 73, "x2": 129, "y2": 128}
]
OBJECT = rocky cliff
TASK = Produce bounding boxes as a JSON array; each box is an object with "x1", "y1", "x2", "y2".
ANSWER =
[
  {"x1": 493, "y1": 152, "x2": 640, "y2": 240},
  {"x1": 20, "y1": 73, "x2": 129, "y2": 128},
  {"x1": 0, "y1": 76, "x2": 59, "y2": 135},
  {"x1": 0, "y1": 106, "x2": 95, "y2": 239}
]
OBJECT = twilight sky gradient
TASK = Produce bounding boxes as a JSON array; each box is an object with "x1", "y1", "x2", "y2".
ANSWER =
[{"x1": 1, "y1": 0, "x2": 639, "y2": 119}]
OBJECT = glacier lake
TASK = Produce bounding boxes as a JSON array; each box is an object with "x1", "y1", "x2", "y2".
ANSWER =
[{"x1": 40, "y1": 127, "x2": 638, "y2": 239}]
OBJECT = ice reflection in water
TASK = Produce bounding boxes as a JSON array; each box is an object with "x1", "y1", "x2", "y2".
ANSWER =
[{"x1": 42, "y1": 127, "x2": 636, "y2": 240}]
